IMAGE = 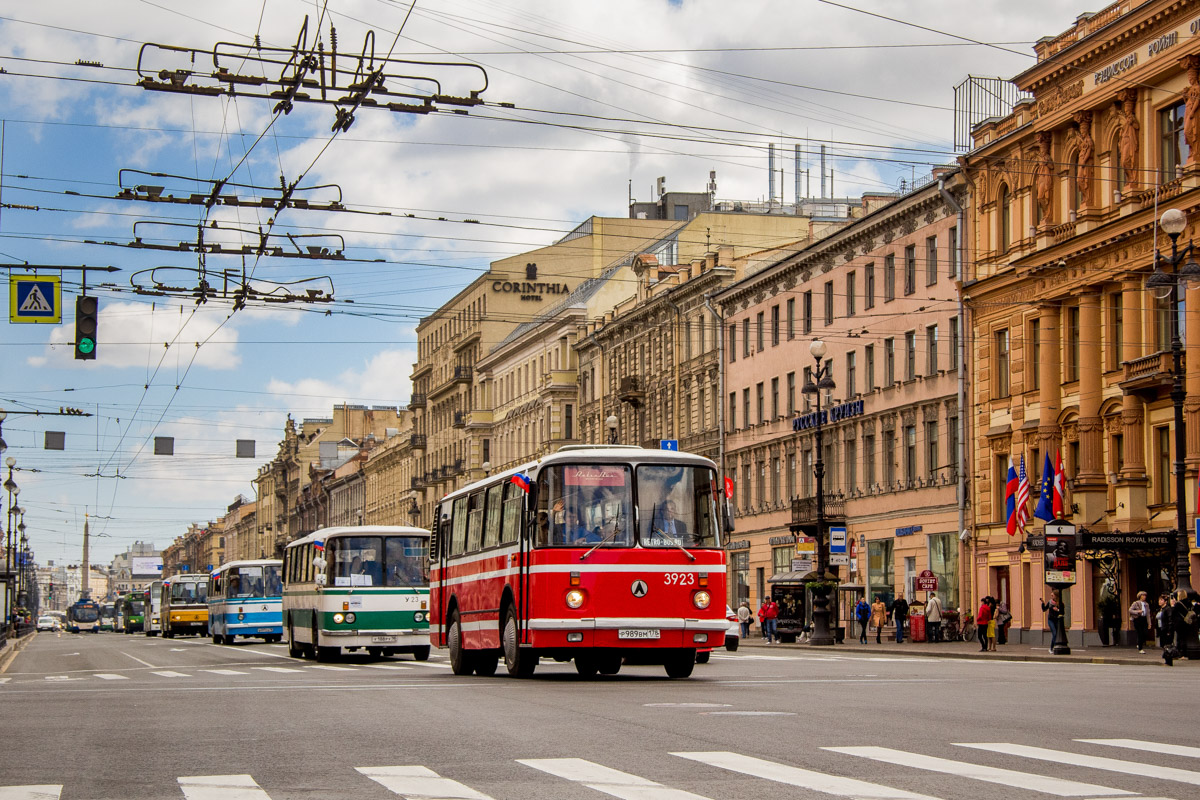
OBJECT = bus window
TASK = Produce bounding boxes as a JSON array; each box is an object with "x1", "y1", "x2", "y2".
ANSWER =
[
  {"x1": 169, "y1": 581, "x2": 207, "y2": 604},
  {"x1": 638, "y1": 464, "x2": 721, "y2": 548},
  {"x1": 332, "y1": 537, "x2": 383, "y2": 586},
  {"x1": 466, "y1": 492, "x2": 484, "y2": 551},
  {"x1": 234, "y1": 567, "x2": 265, "y2": 598},
  {"x1": 482, "y1": 484, "x2": 504, "y2": 549},
  {"x1": 264, "y1": 564, "x2": 282, "y2": 596},
  {"x1": 385, "y1": 537, "x2": 429, "y2": 587},
  {"x1": 536, "y1": 464, "x2": 632, "y2": 547},
  {"x1": 500, "y1": 482, "x2": 522, "y2": 544},
  {"x1": 451, "y1": 497, "x2": 468, "y2": 555}
]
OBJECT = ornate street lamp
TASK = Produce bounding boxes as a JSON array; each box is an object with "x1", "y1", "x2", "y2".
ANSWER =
[
  {"x1": 408, "y1": 497, "x2": 422, "y2": 528},
  {"x1": 3, "y1": 457, "x2": 16, "y2": 631},
  {"x1": 801, "y1": 339, "x2": 838, "y2": 646},
  {"x1": 1145, "y1": 208, "x2": 1200, "y2": 659},
  {"x1": 606, "y1": 414, "x2": 619, "y2": 445}
]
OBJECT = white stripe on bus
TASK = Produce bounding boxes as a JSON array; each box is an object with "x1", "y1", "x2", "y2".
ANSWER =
[{"x1": 435, "y1": 562, "x2": 727, "y2": 589}]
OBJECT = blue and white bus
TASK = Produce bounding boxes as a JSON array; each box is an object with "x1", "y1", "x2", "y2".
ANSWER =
[{"x1": 208, "y1": 559, "x2": 283, "y2": 644}]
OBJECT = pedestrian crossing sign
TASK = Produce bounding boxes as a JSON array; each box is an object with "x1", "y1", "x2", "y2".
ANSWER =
[{"x1": 9, "y1": 275, "x2": 61, "y2": 323}]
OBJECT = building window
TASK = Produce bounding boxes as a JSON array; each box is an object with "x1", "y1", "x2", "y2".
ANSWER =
[
  {"x1": 803, "y1": 291, "x2": 813, "y2": 334},
  {"x1": 864, "y1": 434, "x2": 876, "y2": 488},
  {"x1": 904, "y1": 245, "x2": 916, "y2": 295},
  {"x1": 904, "y1": 425, "x2": 917, "y2": 486},
  {"x1": 994, "y1": 328, "x2": 1010, "y2": 398},
  {"x1": 994, "y1": 454, "x2": 1009, "y2": 521},
  {"x1": 1108, "y1": 293, "x2": 1123, "y2": 370},
  {"x1": 999, "y1": 184, "x2": 1012, "y2": 253},
  {"x1": 1161, "y1": 101, "x2": 1189, "y2": 181},
  {"x1": 1157, "y1": 426, "x2": 1172, "y2": 504},
  {"x1": 728, "y1": 323, "x2": 737, "y2": 363},
  {"x1": 847, "y1": 271, "x2": 856, "y2": 317},
  {"x1": 1066, "y1": 306, "x2": 1080, "y2": 382},
  {"x1": 1027, "y1": 317, "x2": 1040, "y2": 391},
  {"x1": 846, "y1": 351, "x2": 857, "y2": 397},
  {"x1": 743, "y1": 318, "x2": 751, "y2": 357},
  {"x1": 884, "y1": 254, "x2": 895, "y2": 302},
  {"x1": 742, "y1": 463, "x2": 751, "y2": 509},
  {"x1": 802, "y1": 449, "x2": 813, "y2": 497},
  {"x1": 731, "y1": 550, "x2": 749, "y2": 608},
  {"x1": 905, "y1": 331, "x2": 916, "y2": 381},
  {"x1": 756, "y1": 382, "x2": 765, "y2": 424},
  {"x1": 824, "y1": 281, "x2": 834, "y2": 325},
  {"x1": 729, "y1": 391, "x2": 737, "y2": 431},
  {"x1": 868, "y1": 539, "x2": 895, "y2": 608},
  {"x1": 865, "y1": 263, "x2": 875, "y2": 309},
  {"x1": 756, "y1": 460, "x2": 766, "y2": 506},
  {"x1": 771, "y1": 377, "x2": 780, "y2": 419},
  {"x1": 1112, "y1": 136, "x2": 1126, "y2": 197},
  {"x1": 845, "y1": 436, "x2": 857, "y2": 492},
  {"x1": 948, "y1": 226, "x2": 958, "y2": 279},
  {"x1": 803, "y1": 367, "x2": 813, "y2": 411},
  {"x1": 772, "y1": 544, "x2": 794, "y2": 576},
  {"x1": 926, "y1": 236, "x2": 938, "y2": 286},
  {"x1": 564, "y1": 404, "x2": 574, "y2": 440},
  {"x1": 947, "y1": 416, "x2": 958, "y2": 482},
  {"x1": 787, "y1": 452, "x2": 796, "y2": 500},
  {"x1": 772, "y1": 456, "x2": 782, "y2": 504},
  {"x1": 757, "y1": 311, "x2": 765, "y2": 352},
  {"x1": 884, "y1": 338, "x2": 895, "y2": 385},
  {"x1": 925, "y1": 420, "x2": 939, "y2": 480},
  {"x1": 949, "y1": 315, "x2": 960, "y2": 371},
  {"x1": 926, "y1": 324, "x2": 938, "y2": 375},
  {"x1": 865, "y1": 345, "x2": 875, "y2": 391},
  {"x1": 927, "y1": 533, "x2": 958, "y2": 610},
  {"x1": 771, "y1": 304, "x2": 780, "y2": 346},
  {"x1": 787, "y1": 298, "x2": 796, "y2": 339},
  {"x1": 883, "y1": 430, "x2": 896, "y2": 486},
  {"x1": 743, "y1": 388, "x2": 751, "y2": 429},
  {"x1": 786, "y1": 371, "x2": 796, "y2": 415}
]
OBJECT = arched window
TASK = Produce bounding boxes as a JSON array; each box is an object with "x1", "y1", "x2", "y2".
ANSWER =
[{"x1": 999, "y1": 184, "x2": 1012, "y2": 254}]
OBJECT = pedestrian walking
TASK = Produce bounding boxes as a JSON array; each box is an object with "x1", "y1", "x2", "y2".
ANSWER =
[
  {"x1": 924, "y1": 591, "x2": 943, "y2": 643},
  {"x1": 737, "y1": 601, "x2": 752, "y2": 639},
  {"x1": 1128, "y1": 591, "x2": 1150, "y2": 654},
  {"x1": 1164, "y1": 589, "x2": 1195, "y2": 666},
  {"x1": 854, "y1": 596, "x2": 870, "y2": 644},
  {"x1": 758, "y1": 596, "x2": 779, "y2": 644},
  {"x1": 977, "y1": 597, "x2": 994, "y2": 652},
  {"x1": 1041, "y1": 591, "x2": 1063, "y2": 653},
  {"x1": 870, "y1": 595, "x2": 887, "y2": 644},
  {"x1": 892, "y1": 596, "x2": 909, "y2": 643},
  {"x1": 995, "y1": 600, "x2": 1012, "y2": 646},
  {"x1": 1156, "y1": 594, "x2": 1172, "y2": 649}
]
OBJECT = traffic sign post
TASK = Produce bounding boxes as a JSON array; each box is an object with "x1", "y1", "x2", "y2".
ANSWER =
[
  {"x1": 9, "y1": 275, "x2": 61, "y2": 323},
  {"x1": 829, "y1": 526, "x2": 849, "y2": 566},
  {"x1": 659, "y1": 439, "x2": 678, "y2": 451}
]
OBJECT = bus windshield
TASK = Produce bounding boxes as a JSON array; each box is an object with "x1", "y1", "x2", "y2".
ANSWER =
[
  {"x1": 169, "y1": 581, "x2": 207, "y2": 604},
  {"x1": 637, "y1": 464, "x2": 721, "y2": 548},
  {"x1": 73, "y1": 605, "x2": 99, "y2": 622},
  {"x1": 127, "y1": 601, "x2": 145, "y2": 614},
  {"x1": 330, "y1": 536, "x2": 429, "y2": 587},
  {"x1": 535, "y1": 464, "x2": 633, "y2": 548}
]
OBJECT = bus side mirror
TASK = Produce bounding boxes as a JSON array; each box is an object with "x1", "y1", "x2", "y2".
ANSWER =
[
  {"x1": 315, "y1": 574, "x2": 327, "y2": 586},
  {"x1": 723, "y1": 499, "x2": 736, "y2": 533}
]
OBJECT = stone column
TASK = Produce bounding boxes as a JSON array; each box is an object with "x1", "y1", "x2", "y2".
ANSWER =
[
  {"x1": 1038, "y1": 302, "x2": 1062, "y2": 459},
  {"x1": 1119, "y1": 276, "x2": 1149, "y2": 527},
  {"x1": 1075, "y1": 291, "x2": 1107, "y2": 521}
]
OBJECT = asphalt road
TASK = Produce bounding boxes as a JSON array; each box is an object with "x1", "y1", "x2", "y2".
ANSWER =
[{"x1": 2, "y1": 631, "x2": 1199, "y2": 799}]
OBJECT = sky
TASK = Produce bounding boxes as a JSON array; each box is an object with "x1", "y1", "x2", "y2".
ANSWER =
[{"x1": 0, "y1": 0, "x2": 1082, "y2": 569}]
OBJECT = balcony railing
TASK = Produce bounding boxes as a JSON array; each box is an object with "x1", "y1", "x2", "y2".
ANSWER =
[
  {"x1": 410, "y1": 434, "x2": 427, "y2": 450},
  {"x1": 618, "y1": 375, "x2": 645, "y2": 407},
  {"x1": 453, "y1": 365, "x2": 473, "y2": 383},
  {"x1": 1121, "y1": 350, "x2": 1182, "y2": 392},
  {"x1": 790, "y1": 494, "x2": 847, "y2": 526},
  {"x1": 408, "y1": 393, "x2": 426, "y2": 410},
  {"x1": 452, "y1": 412, "x2": 466, "y2": 428}
]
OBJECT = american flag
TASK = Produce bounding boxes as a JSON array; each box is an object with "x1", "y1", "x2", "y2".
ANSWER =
[{"x1": 1014, "y1": 454, "x2": 1030, "y2": 537}]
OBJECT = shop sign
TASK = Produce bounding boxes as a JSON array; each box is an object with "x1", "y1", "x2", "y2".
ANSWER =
[
  {"x1": 724, "y1": 539, "x2": 751, "y2": 551},
  {"x1": 914, "y1": 570, "x2": 938, "y2": 592},
  {"x1": 1081, "y1": 531, "x2": 1172, "y2": 549},
  {"x1": 791, "y1": 558, "x2": 813, "y2": 573},
  {"x1": 1044, "y1": 520, "x2": 1077, "y2": 585},
  {"x1": 792, "y1": 399, "x2": 864, "y2": 431},
  {"x1": 895, "y1": 524, "x2": 923, "y2": 537},
  {"x1": 769, "y1": 535, "x2": 795, "y2": 546}
]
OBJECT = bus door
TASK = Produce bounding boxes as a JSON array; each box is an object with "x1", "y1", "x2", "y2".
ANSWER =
[
  {"x1": 518, "y1": 477, "x2": 538, "y2": 645},
  {"x1": 431, "y1": 505, "x2": 448, "y2": 647}
]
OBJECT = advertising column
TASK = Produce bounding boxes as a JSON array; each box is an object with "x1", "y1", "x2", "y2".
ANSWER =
[{"x1": 1043, "y1": 520, "x2": 1077, "y2": 655}]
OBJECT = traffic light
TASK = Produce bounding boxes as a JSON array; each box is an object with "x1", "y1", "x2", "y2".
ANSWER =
[{"x1": 75, "y1": 295, "x2": 97, "y2": 360}]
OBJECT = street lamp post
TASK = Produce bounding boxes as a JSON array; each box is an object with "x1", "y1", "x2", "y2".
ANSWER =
[
  {"x1": 1145, "y1": 208, "x2": 1200, "y2": 659},
  {"x1": 3, "y1": 457, "x2": 17, "y2": 631},
  {"x1": 606, "y1": 414, "x2": 619, "y2": 445},
  {"x1": 801, "y1": 339, "x2": 837, "y2": 646}
]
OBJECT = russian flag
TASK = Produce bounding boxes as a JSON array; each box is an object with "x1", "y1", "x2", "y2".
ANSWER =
[
  {"x1": 1004, "y1": 458, "x2": 1018, "y2": 535},
  {"x1": 313, "y1": 539, "x2": 325, "y2": 553},
  {"x1": 510, "y1": 473, "x2": 531, "y2": 493}
]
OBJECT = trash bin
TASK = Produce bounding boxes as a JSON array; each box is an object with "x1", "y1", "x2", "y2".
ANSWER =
[{"x1": 909, "y1": 613, "x2": 926, "y2": 643}]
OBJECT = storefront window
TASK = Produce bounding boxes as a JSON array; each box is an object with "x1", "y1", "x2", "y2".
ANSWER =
[
  {"x1": 867, "y1": 539, "x2": 894, "y2": 609},
  {"x1": 772, "y1": 545, "x2": 795, "y2": 575},
  {"x1": 731, "y1": 550, "x2": 750, "y2": 608},
  {"x1": 928, "y1": 533, "x2": 959, "y2": 611}
]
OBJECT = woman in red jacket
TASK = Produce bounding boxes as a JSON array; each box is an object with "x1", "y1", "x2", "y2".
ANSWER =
[{"x1": 977, "y1": 597, "x2": 994, "y2": 652}]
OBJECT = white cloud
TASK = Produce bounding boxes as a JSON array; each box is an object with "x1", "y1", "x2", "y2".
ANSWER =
[{"x1": 266, "y1": 346, "x2": 418, "y2": 408}]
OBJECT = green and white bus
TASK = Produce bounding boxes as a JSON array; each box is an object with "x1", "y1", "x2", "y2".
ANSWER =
[
  {"x1": 283, "y1": 525, "x2": 431, "y2": 662},
  {"x1": 119, "y1": 593, "x2": 145, "y2": 634}
]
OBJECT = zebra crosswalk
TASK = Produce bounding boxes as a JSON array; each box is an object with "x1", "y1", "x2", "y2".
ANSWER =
[
  {"x1": 2, "y1": 662, "x2": 441, "y2": 685},
  {"x1": 2, "y1": 738, "x2": 1195, "y2": 799}
]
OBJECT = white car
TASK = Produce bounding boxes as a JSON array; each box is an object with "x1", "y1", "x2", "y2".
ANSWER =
[
  {"x1": 724, "y1": 605, "x2": 740, "y2": 651},
  {"x1": 36, "y1": 616, "x2": 57, "y2": 632}
]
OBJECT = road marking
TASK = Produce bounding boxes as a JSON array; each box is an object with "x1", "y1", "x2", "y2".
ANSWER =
[
  {"x1": 521, "y1": 758, "x2": 714, "y2": 800},
  {"x1": 252, "y1": 666, "x2": 302, "y2": 674},
  {"x1": 406, "y1": 661, "x2": 452, "y2": 669},
  {"x1": 362, "y1": 664, "x2": 412, "y2": 671},
  {"x1": 201, "y1": 669, "x2": 249, "y2": 676},
  {"x1": 120, "y1": 651, "x2": 158, "y2": 668},
  {"x1": 673, "y1": 752, "x2": 942, "y2": 800},
  {"x1": 44, "y1": 676, "x2": 82, "y2": 682},
  {"x1": 956, "y1": 743, "x2": 1200, "y2": 786},
  {"x1": 0, "y1": 786, "x2": 62, "y2": 799},
  {"x1": 826, "y1": 746, "x2": 1133, "y2": 797},
  {"x1": 171, "y1": 648, "x2": 187, "y2": 652},
  {"x1": 305, "y1": 665, "x2": 357, "y2": 671},
  {"x1": 151, "y1": 670, "x2": 190, "y2": 678},
  {"x1": 178, "y1": 774, "x2": 272, "y2": 800},
  {"x1": 357, "y1": 765, "x2": 494, "y2": 799},
  {"x1": 1077, "y1": 739, "x2": 1200, "y2": 759},
  {"x1": 93, "y1": 674, "x2": 130, "y2": 681},
  {"x1": 0, "y1": 678, "x2": 10, "y2": 685}
]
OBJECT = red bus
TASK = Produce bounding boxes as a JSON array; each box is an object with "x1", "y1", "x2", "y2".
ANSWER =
[{"x1": 429, "y1": 445, "x2": 730, "y2": 679}]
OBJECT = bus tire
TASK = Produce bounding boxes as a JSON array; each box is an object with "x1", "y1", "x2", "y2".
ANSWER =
[
  {"x1": 664, "y1": 651, "x2": 695, "y2": 679},
  {"x1": 695, "y1": 650, "x2": 711, "y2": 664},
  {"x1": 574, "y1": 655, "x2": 598, "y2": 678},
  {"x1": 411, "y1": 646, "x2": 430, "y2": 662},
  {"x1": 474, "y1": 652, "x2": 499, "y2": 676},
  {"x1": 313, "y1": 623, "x2": 338, "y2": 662},
  {"x1": 212, "y1": 631, "x2": 223, "y2": 645},
  {"x1": 448, "y1": 610, "x2": 475, "y2": 676},
  {"x1": 367, "y1": 647, "x2": 383, "y2": 659},
  {"x1": 502, "y1": 606, "x2": 536, "y2": 678},
  {"x1": 596, "y1": 654, "x2": 622, "y2": 675},
  {"x1": 287, "y1": 625, "x2": 303, "y2": 658}
]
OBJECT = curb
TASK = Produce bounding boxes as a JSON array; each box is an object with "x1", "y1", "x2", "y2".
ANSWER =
[{"x1": 737, "y1": 640, "x2": 1187, "y2": 667}]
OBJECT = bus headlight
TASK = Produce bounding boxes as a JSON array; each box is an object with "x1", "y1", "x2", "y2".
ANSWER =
[
  {"x1": 413, "y1": 612, "x2": 425, "y2": 622},
  {"x1": 345, "y1": 613, "x2": 356, "y2": 624},
  {"x1": 692, "y1": 591, "x2": 711, "y2": 610},
  {"x1": 565, "y1": 589, "x2": 585, "y2": 609},
  {"x1": 333, "y1": 613, "x2": 345, "y2": 624}
]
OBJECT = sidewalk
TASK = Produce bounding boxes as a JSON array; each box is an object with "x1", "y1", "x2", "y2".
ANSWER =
[{"x1": 739, "y1": 635, "x2": 1195, "y2": 666}]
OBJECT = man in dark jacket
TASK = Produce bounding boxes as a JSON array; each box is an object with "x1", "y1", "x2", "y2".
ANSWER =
[{"x1": 892, "y1": 597, "x2": 909, "y2": 643}]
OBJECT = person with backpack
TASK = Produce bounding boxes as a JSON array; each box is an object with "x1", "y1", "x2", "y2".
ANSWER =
[{"x1": 854, "y1": 596, "x2": 870, "y2": 644}]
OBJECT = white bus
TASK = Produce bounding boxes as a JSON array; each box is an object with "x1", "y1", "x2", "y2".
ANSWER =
[
  {"x1": 283, "y1": 526, "x2": 432, "y2": 662},
  {"x1": 144, "y1": 580, "x2": 163, "y2": 636},
  {"x1": 208, "y1": 559, "x2": 283, "y2": 644}
]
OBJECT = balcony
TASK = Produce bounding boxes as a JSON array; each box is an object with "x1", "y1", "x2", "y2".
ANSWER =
[
  {"x1": 790, "y1": 494, "x2": 847, "y2": 529},
  {"x1": 618, "y1": 375, "x2": 645, "y2": 407},
  {"x1": 453, "y1": 365, "x2": 473, "y2": 384},
  {"x1": 410, "y1": 434, "x2": 427, "y2": 450},
  {"x1": 1120, "y1": 350, "x2": 1182, "y2": 395},
  {"x1": 452, "y1": 412, "x2": 466, "y2": 428},
  {"x1": 408, "y1": 393, "x2": 426, "y2": 410},
  {"x1": 410, "y1": 476, "x2": 425, "y2": 490}
]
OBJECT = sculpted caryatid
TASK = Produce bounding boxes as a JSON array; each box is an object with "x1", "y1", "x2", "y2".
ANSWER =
[
  {"x1": 1035, "y1": 131, "x2": 1054, "y2": 222},
  {"x1": 1184, "y1": 59, "x2": 1200, "y2": 164},
  {"x1": 1074, "y1": 111, "x2": 1094, "y2": 204},
  {"x1": 1117, "y1": 89, "x2": 1140, "y2": 191}
]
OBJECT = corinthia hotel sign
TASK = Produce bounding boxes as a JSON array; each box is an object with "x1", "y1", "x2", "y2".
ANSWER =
[{"x1": 491, "y1": 263, "x2": 569, "y2": 302}]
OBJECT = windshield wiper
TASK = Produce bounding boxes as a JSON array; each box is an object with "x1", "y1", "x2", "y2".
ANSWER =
[{"x1": 580, "y1": 521, "x2": 623, "y2": 561}]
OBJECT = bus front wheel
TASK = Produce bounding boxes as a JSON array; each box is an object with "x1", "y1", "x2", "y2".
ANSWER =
[
  {"x1": 502, "y1": 606, "x2": 536, "y2": 678},
  {"x1": 664, "y1": 650, "x2": 695, "y2": 679},
  {"x1": 448, "y1": 610, "x2": 474, "y2": 676}
]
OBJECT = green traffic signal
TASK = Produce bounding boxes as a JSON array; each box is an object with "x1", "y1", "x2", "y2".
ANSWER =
[
  {"x1": 75, "y1": 295, "x2": 98, "y2": 361},
  {"x1": 78, "y1": 337, "x2": 95, "y2": 355}
]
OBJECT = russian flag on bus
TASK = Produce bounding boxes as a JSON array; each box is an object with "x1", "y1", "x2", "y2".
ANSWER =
[
  {"x1": 313, "y1": 539, "x2": 325, "y2": 553},
  {"x1": 510, "y1": 473, "x2": 531, "y2": 493}
]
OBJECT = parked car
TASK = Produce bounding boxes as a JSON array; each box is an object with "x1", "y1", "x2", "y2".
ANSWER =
[
  {"x1": 36, "y1": 616, "x2": 57, "y2": 632},
  {"x1": 724, "y1": 605, "x2": 740, "y2": 651}
]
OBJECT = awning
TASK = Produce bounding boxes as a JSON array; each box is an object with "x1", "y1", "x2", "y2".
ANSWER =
[{"x1": 768, "y1": 570, "x2": 839, "y2": 583}]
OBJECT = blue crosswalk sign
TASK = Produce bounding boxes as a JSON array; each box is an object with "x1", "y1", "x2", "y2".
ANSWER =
[{"x1": 9, "y1": 275, "x2": 61, "y2": 323}]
